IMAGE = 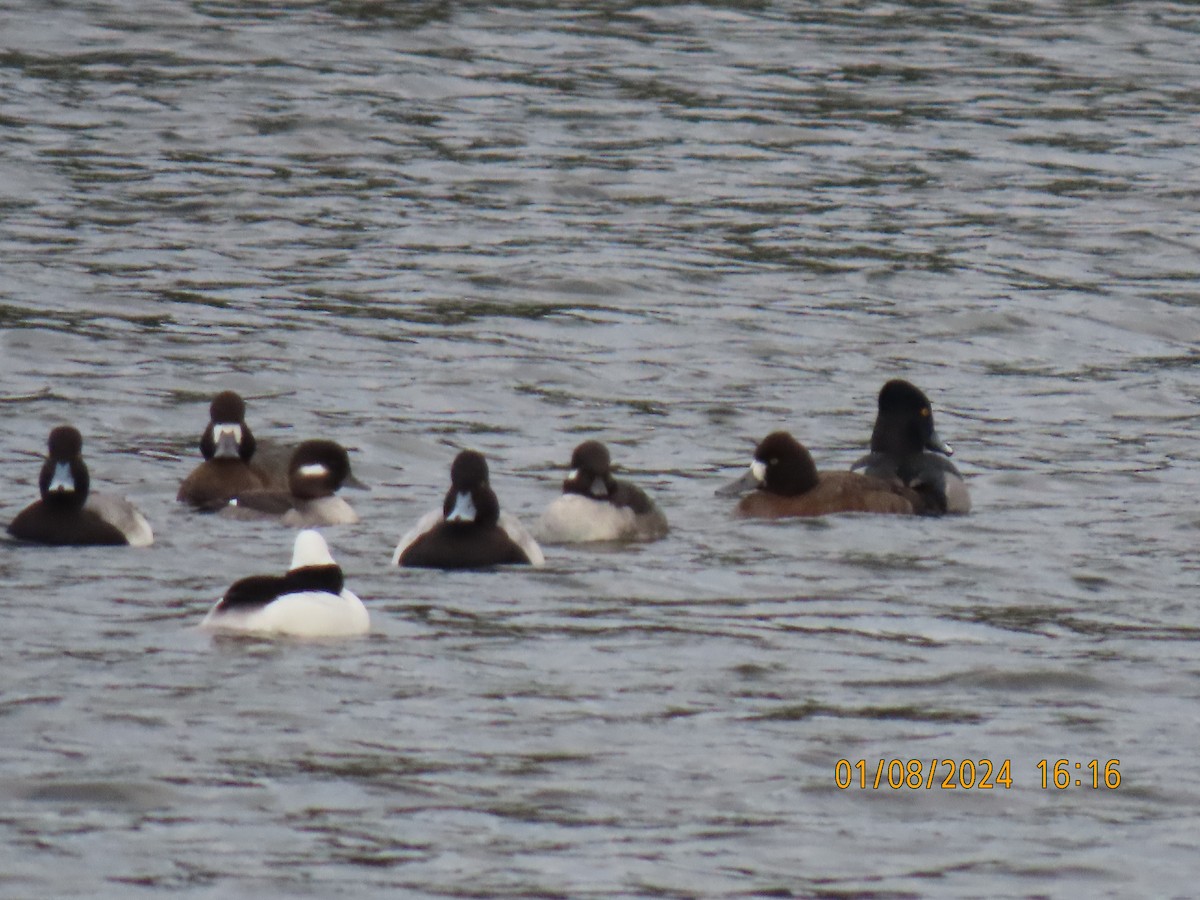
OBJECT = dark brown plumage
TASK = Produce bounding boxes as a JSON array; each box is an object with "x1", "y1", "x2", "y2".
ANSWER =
[{"x1": 723, "y1": 431, "x2": 918, "y2": 518}]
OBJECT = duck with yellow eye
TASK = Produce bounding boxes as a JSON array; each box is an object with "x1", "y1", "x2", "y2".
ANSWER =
[
  {"x1": 719, "y1": 431, "x2": 918, "y2": 518},
  {"x1": 851, "y1": 379, "x2": 970, "y2": 515}
]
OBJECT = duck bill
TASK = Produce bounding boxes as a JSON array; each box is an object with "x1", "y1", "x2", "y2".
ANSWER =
[
  {"x1": 342, "y1": 472, "x2": 369, "y2": 490},
  {"x1": 716, "y1": 466, "x2": 762, "y2": 498},
  {"x1": 445, "y1": 491, "x2": 476, "y2": 523},
  {"x1": 213, "y1": 424, "x2": 243, "y2": 459},
  {"x1": 926, "y1": 428, "x2": 954, "y2": 457},
  {"x1": 48, "y1": 462, "x2": 75, "y2": 493}
]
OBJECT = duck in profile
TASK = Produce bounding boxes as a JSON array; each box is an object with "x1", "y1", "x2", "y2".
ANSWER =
[
  {"x1": 7, "y1": 425, "x2": 154, "y2": 547},
  {"x1": 535, "y1": 440, "x2": 668, "y2": 543},
  {"x1": 851, "y1": 379, "x2": 971, "y2": 515},
  {"x1": 224, "y1": 439, "x2": 363, "y2": 527},
  {"x1": 392, "y1": 449, "x2": 544, "y2": 569},
  {"x1": 719, "y1": 430, "x2": 917, "y2": 518},
  {"x1": 177, "y1": 390, "x2": 272, "y2": 511},
  {"x1": 201, "y1": 529, "x2": 369, "y2": 637}
]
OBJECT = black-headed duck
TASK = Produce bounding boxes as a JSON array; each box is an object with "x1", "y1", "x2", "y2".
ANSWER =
[
  {"x1": 8, "y1": 425, "x2": 153, "y2": 547},
  {"x1": 393, "y1": 450, "x2": 544, "y2": 569},
  {"x1": 851, "y1": 379, "x2": 970, "y2": 515},
  {"x1": 536, "y1": 440, "x2": 668, "y2": 543}
]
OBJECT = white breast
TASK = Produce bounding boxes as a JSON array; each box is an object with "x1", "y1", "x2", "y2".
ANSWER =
[
  {"x1": 535, "y1": 494, "x2": 638, "y2": 544},
  {"x1": 282, "y1": 496, "x2": 360, "y2": 527},
  {"x1": 201, "y1": 589, "x2": 369, "y2": 638}
]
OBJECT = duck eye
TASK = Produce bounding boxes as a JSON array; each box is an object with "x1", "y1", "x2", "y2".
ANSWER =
[
  {"x1": 920, "y1": 407, "x2": 930, "y2": 417},
  {"x1": 770, "y1": 457, "x2": 778, "y2": 466}
]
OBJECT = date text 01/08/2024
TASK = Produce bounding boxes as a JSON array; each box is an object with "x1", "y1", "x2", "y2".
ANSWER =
[{"x1": 834, "y1": 759, "x2": 1122, "y2": 790}]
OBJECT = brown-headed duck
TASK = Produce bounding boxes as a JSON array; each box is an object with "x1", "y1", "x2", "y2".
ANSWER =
[
  {"x1": 720, "y1": 430, "x2": 917, "y2": 518},
  {"x1": 177, "y1": 390, "x2": 272, "y2": 511},
  {"x1": 225, "y1": 439, "x2": 363, "y2": 527}
]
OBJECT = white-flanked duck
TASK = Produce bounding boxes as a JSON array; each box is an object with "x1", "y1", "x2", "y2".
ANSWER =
[
  {"x1": 201, "y1": 529, "x2": 368, "y2": 637},
  {"x1": 226, "y1": 439, "x2": 363, "y2": 527},
  {"x1": 8, "y1": 425, "x2": 153, "y2": 547},
  {"x1": 392, "y1": 449, "x2": 544, "y2": 569},
  {"x1": 536, "y1": 440, "x2": 668, "y2": 543}
]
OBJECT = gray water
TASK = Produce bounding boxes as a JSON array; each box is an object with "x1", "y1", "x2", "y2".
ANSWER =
[{"x1": 1, "y1": 1, "x2": 1199, "y2": 897}]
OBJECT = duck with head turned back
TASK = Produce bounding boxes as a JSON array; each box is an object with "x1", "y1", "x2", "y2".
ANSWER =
[
  {"x1": 536, "y1": 440, "x2": 668, "y2": 543},
  {"x1": 8, "y1": 425, "x2": 153, "y2": 546},
  {"x1": 719, "y1": 430, "x2": 917, "y2": 518},
  {"x1": 178, "y1": 390, "x2": 272, "y2": 511},
  {"x1": 851, "y1": 379, "x2": 970, "y2": 515},
  {"x1": 393, "y1": 449, "x2": 544, "y2": 569},
  {"x1": 224, "y1": 439, "x2": 362, "y2": 526}
]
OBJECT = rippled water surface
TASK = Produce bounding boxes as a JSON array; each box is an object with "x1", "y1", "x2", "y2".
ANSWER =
[{"x1": 2, "y1": 2, "x2": 1199, "y2": 897}]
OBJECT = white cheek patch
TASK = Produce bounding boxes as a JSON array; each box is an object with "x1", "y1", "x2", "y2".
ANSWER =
[
  {"x1": 291, "y1": 529, "x2": 336, "y2": 569},
  {"x1": 48, "y1": 462, "x2": 75, "y2": 493},
  {"x1": 298, "y1": 463, "x2": 329, "y2": 478},
  {"x1": 568, "y1": 469, "x2": 579, "y2": 482},
  {"x1": 446, "y1": 491, "x2": 477, "y2": 523},
  {"x1": 750, "y1": 460, "x2": 767, "y2": 484}
]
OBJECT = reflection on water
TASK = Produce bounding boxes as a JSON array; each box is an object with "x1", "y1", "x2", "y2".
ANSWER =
[{"x1": 2, "y1": 0, "x2": 1200, "y2": 897}]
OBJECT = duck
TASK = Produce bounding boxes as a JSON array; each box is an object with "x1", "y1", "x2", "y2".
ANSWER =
[
  {"x1": 850, "y1": 379, "x2": 971, "y2": 515},
  {"x1": 719, "y1": 430, "x2": 917, "y2": 518},
  {"x1": 177, "y1": 390, "x2": 272, "y2": 511},
  {"x1": 392, "y1": 449, "x2": 544, "y2": 569},
  {"x1": 201, "y1": 529, "x2": 369, "y2": 637},
  {"x1": 535, "y1": 440, "x2": 668, "y2": 543},
  {"x1": 224, "y1": 439, "x2": 363, "y2": 526},
  {"x1": 7, "y1": 425, "x2": 154, "y2": 547}
]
